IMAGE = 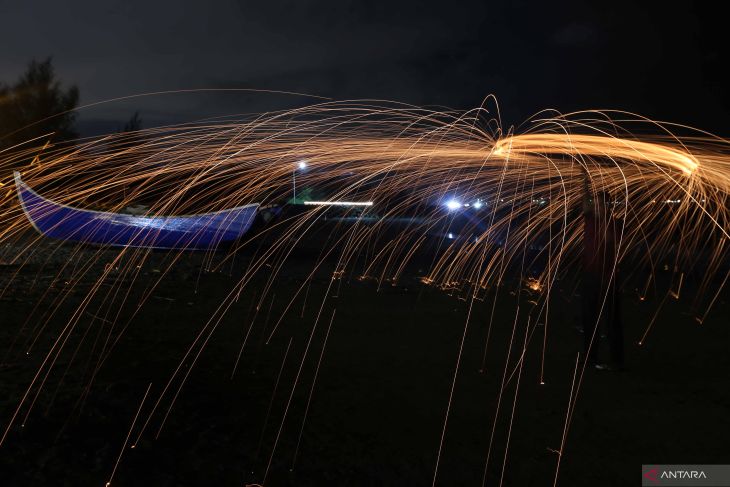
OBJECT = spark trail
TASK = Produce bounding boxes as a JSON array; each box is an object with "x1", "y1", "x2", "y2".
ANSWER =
[{"x1": 0, "y1": 100, "x2": 728, "y2": 483}]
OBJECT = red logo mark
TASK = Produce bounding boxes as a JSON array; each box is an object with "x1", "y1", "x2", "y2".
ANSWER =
[{"x1": 644, "y1": 467, "x2": 659, "y2": 484}]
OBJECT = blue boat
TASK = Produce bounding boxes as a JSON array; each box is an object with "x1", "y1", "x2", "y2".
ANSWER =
[{"x1": 14, "y1": 172, "x2": 259, "y2": 250}]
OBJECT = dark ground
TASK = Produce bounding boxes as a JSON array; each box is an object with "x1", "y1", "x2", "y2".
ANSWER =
[{"x1": 0, "y1": 227, "x2": 728, "y2": 486}]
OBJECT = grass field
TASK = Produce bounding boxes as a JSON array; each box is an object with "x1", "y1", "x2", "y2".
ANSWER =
[{"x1": 1, "y1": 228, "x2": 728, "y2": 486}]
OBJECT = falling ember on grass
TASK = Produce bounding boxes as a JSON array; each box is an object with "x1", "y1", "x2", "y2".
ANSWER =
[{"x1": 0, "y1": 100, "x2": 729, "y2": 484}]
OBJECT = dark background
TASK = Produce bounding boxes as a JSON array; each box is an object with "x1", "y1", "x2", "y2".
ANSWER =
[
  {"x1": 2, "y1": 231, "x2": 728, "y2": 486},
  {"x1": 2, "y1": 0, "x2": 728, "y2": 134},
  {"x1": 2, "y1": 1, "x2": 730, "y2": 486}
]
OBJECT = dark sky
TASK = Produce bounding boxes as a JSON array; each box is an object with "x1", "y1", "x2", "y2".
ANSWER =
[{"x1": 2, "y1": 0, "x2": 728, "y2": 135}]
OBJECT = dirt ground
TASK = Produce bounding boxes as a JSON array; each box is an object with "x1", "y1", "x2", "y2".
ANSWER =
[{"x1": 1, "y1": 232, "x2": 728, "y2": 486}]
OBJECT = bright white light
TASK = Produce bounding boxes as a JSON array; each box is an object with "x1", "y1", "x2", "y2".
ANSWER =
[
  {"x1": 297, "y1": 161, "x2": 307, "y2": 170},
  {"x1": 448, "y1": 233, "x2": 454, "y2": 239},
  {"x1": 303, "y1": 201, "x2": 373, "y2": 207},
  {"x1": 473, "y1": 200, "x2": 483, "y2": 209},
  {"x1": 445, "y1": 199, "x2": 461, "y2": 211}
]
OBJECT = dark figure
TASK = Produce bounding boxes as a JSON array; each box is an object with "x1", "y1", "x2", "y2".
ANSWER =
[{"x1": 582, "y1": 189, "x2": 624, "y2": 369}]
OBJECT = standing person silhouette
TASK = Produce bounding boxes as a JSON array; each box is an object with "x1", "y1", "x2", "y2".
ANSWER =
[{"x1": 582, "y1": 186, "x2": 624, "y2": 370}]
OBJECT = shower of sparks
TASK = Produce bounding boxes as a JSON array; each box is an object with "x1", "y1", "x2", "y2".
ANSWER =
[{"x1": 0, "y1": 100, "x2": 729, "y2": 484}]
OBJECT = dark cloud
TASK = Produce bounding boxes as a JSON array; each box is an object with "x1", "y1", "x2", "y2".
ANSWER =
[
  {"x1": 553, "y1": 22, "x2": 600, "y2": 46},
  {"x1": 2, "y1": 0, "x2": 728, "y2": 134}
]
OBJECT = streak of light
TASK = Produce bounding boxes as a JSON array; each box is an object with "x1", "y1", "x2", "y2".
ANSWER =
[{"x1": 302, "y1": 200, "x2": 373, "y2": 207}]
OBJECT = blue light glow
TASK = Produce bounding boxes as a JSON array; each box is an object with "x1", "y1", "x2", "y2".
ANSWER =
[{"x1": 445, "y1": 199, "x2": 461, "y2": 211}]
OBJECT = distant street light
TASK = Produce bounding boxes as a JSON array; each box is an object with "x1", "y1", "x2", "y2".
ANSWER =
[{"x1": 293, "y1": 160, "x2": 307, "y2": 202}]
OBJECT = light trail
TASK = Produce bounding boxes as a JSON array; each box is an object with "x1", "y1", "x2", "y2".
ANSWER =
[
  {"x1": 0, "y1": 100, "x2": 728, "y2": 484},
  {"x1": 302, "y1": 200, "x2": 373, "y2": 206}
]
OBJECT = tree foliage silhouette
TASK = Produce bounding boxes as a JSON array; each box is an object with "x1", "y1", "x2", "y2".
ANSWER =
[
  {"x1": 0, "y1": 57, "x2": 79, "y2": 151},
  {"x1": 121, "y1": 111, "x2": 142, "y2": 133}
]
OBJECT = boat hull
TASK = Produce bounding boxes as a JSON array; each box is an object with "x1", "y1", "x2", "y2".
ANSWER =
[{"x1": 14, "y1": 172, "x2": 259, "y2": 250}]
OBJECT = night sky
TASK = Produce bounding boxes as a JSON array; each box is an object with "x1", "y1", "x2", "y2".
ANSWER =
[{"x1": 3, "y1": 0, "x2": 728, "y2": 134}]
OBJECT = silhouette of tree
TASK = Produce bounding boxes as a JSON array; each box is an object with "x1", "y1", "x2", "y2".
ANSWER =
[
  {"x1": 121, "y1": 111, "x2": 142, "y2": 133},
  {"x1": 0, "y1": 57, "x2": 79, "y2": 151},
  {"x1": 116, "y1": 110, "x2": 145, "y2": 155}
]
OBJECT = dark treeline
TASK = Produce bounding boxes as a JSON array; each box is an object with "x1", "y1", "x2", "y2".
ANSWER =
[
  {"x1": 0, "y1": 58, "x2": 79, "y2": 153},
  {"x1": 1, "y1": 58, "x2": 141, "y2": 177}
]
